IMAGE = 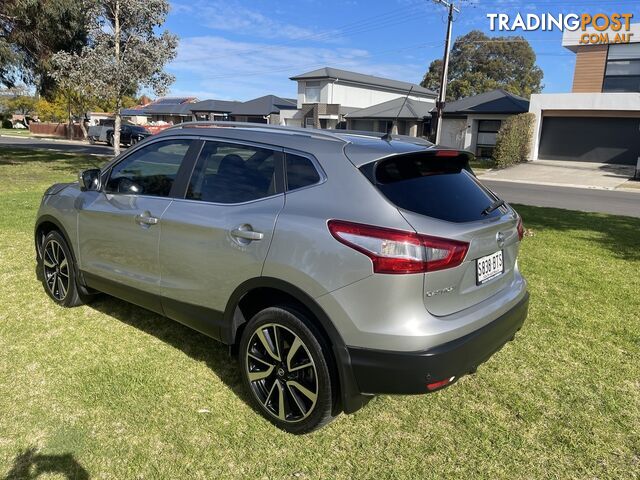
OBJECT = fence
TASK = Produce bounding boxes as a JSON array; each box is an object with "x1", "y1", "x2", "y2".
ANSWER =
[{"x1": 29, "y1": 122, "x2": 84, "y2": 140}]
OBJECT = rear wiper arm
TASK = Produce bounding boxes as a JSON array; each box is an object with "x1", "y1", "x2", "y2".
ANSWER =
[{"x1": 481, "y1": 198, "x2": 505, "y2": 216}]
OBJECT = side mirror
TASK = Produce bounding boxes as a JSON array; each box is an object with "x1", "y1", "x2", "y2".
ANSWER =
[{"x1": 79, "y1": 168, "x2": 101, "y2": 192}]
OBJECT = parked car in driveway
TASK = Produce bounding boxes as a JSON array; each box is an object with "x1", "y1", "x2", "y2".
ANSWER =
[
  {"x1": 88, "y1": 119, "x2": 151, "y2": 147},
  {"x1": 35, "y1": 122, "x2": 528, "y2": 433}
]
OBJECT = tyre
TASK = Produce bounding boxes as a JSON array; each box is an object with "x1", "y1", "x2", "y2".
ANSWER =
[
  {"x1": 88, "y1": 136, "x2": 96, "y2": 145},
  {"x1": 39, "y1": 231, "x2": 90, "y2": 307},
  {"x1": 107, "y1": 133, "x2": 114, "y2": 147},
  {"x1": 239, "y1": 306, "x2": 336, "y2": 434}
]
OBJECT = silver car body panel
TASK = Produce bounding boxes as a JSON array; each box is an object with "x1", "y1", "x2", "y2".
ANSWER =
[{"x1": 36, "y1": 123, "x2": 527, "y2": 359}]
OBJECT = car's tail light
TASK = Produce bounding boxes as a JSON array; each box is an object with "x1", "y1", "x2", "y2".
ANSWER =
[
  {"x1": 434, "y1": 149, "x2": 462, "y2": 157},
  {"x1": 327, "y1": 220, "x2": 469, "y2": 274},
  {"x1": 517, "y1": 216, "x2": 524, "y2": 241},
  {"x1": 427, "y1": 376, "x2": 455, "y2": 391}
]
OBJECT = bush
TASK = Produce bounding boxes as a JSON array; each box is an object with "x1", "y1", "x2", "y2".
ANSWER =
[
  {"x1": 1, "y1": 119, "x2": 13, "y2": 129},
  {"x1": 493, "y1": 112, "x2": 535, "y2": 168}
]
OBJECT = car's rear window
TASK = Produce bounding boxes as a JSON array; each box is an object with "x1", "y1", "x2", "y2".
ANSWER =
[{"x1": 361, "y1": 151, "x2": 502, "y2": 223}]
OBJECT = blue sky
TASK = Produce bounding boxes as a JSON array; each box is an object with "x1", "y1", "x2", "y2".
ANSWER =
[{"x1": 164, "y1": 0, "x2": 640, "y2": 101}]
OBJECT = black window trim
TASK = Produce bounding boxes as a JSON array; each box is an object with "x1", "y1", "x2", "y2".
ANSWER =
[
  {"x1": 172, "y1": 136, "x2": 286, "y2": 206},
  {"x1": 100, "y1": 135, "x2": 203, "y2": 200},
  {"x1": 283, "y1": 148, "x2": 327, "y2": 194}
]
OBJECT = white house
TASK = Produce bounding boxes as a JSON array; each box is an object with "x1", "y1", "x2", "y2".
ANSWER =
[
  {"x1": 287, "y1": 67, "x2": 437, "y2": 136},
  {"x1": 528, "y1": 23, "x2": 640, "y2": 165}
]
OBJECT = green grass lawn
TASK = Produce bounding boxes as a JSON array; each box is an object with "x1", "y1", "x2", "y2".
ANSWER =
[
  {"x1": 0, "y1": 128, "x2": 31, "y2": 137},
  {"x1": 0, "y1": 147, "x2": 639, "y2": 479}
]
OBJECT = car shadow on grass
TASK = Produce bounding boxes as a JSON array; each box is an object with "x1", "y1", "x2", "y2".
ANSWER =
[
  {"x1": 88, "y1": 295, "x2": 250, "y2": 404},
  {"x1": 514, "y1": 204, "x2": 640, "y2": 262},
  {"x1": 4, "y1": 447, "x2": 89, "y2": 480}
]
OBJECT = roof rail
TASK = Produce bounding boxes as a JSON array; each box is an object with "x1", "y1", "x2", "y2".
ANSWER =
[{"x1": 162, "y1": 121, "x2": 349, "y2": 143}]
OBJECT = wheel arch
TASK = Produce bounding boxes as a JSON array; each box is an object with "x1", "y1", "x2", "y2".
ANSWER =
[
  {"x1": 35, "y1": 215, "x2": 75, "y2": 261},
  {"x1": 223, "y1": 277, "x2": 371, "y2": 414}
]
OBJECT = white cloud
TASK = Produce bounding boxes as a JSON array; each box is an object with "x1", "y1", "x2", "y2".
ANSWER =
[
  {"x1": 167, "y1": 36, "x2": 427, "y2": 100},
  {"x1": 170, "y1": 0, "x2": 330, "y2": 41}
]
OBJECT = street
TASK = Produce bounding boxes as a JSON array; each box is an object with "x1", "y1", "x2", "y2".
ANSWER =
[
  {"x1": 0, "y1": 135, "x2": 638, "y2": 218},
  {"x1": 0, "y1": 135, "x2": 115, "y2": 156},
  {"x1": 483, "y1": 179, "x2": 639, "y2": 218}
]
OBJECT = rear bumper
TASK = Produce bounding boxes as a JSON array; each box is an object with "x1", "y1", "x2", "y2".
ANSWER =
[{"x1": 346, "y1": 292, "x2": 529, "y2": 395}]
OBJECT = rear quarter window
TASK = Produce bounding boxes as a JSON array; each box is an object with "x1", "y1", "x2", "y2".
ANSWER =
[{"x1": 363, "y1": 152, "x2": 502, "y2": 223}]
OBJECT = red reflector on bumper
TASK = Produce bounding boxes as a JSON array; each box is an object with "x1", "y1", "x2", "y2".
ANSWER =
[{"x1": 426, "y1": 376, "x2": 455, "y2": 391}]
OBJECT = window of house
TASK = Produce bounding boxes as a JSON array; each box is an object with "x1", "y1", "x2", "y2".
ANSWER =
[
  {"x1": 476, "y1": 119, "x2": 502, "y2": 160},
  {"x1": 304, "y1": 81, "x2": 321, "y2": 103},
  {"x1": 286, "y1": 153, "x2": 321, "y2": 191},
  {"x1": 186, "y1": 141, "x2": 278, "y2": 204},
  {"x1": 603, "y1": 43, "x2": 640, "y2": 93},
  {"x1": 105, "y1": 139, "x2": 193, "y2": 196}
]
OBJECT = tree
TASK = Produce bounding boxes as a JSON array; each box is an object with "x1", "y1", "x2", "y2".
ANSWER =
[
  {"x1": 0, "y1": 0, "x2": 88, "y2": 97},
  {"x1": 421, "y1": 30, "x2": 543, "y2": 101},
  {"x1": 52, "y1": 0, "x2": 177, "y2": 154},
  {"x1": 35, "y1": 95, "x2": 68, "y2": 122}
]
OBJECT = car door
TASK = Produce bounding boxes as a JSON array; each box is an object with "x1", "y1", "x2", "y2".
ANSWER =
[
  {"x1": 158, "y1": 139, "x2": 285, "y2": 339},
  {"x1": 77, "y1": 137, "x2": 200, "y2": 312}
]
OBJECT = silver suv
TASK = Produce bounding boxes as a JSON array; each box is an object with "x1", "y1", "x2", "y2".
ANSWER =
[{"x1": 35, "y1": 123, "x2": 528, "y2": 433}]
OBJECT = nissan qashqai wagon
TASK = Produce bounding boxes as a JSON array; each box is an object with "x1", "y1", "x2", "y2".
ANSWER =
[{"x1": 35, "y1": 123, "x2": 528, "y2": 434}]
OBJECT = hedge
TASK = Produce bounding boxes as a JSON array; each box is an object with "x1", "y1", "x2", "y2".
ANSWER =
[
  {"x1": 493, "y1": 112, "x2": 535, "y2": 168},
  {"x1": 1, "y1": 119, "x2": 13, "y2": 129}
]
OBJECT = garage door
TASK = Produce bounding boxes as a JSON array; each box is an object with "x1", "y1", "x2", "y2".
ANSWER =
[{"x1": 539, "y1": 117, "x2": 640, "y2": 165}]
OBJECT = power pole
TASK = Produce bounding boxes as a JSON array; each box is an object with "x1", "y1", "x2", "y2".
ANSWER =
[{"x1": 433, "y1": 0, "x2": 459, "y2": 145}]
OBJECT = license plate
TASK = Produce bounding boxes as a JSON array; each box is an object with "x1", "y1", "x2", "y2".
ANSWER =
[{"x1": 476, "y1": 250, "x2": 504, "y2": 284}]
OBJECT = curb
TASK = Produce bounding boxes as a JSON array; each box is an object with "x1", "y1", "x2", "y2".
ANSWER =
[{"x1": 477, "y1": 176, "x2": 640, "y2": 193}]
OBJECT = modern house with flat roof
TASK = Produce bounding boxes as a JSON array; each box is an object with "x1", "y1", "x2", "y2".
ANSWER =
[
  {"x1": 529, "y1": 23, "x2": 640, "y2": 165},
  {"x1": 438, "y1": 89, "x2": 530, "y2": 160},
  {"x1": 288, "y1": 67, "x2": 437, "y2": 135}
]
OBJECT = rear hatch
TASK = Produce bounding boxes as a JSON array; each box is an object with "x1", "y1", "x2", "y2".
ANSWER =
[{"x1": 359, "y1": 149, "x2": 521, "y2": 317}]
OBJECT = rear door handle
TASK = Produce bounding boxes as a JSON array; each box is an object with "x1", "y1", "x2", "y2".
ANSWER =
[
  {"x1": 231, "y1": 225, "x2": 264, "y2": 242},
  {"x1": 135, "y1": 212, "x2": 159, "y2": 226}
]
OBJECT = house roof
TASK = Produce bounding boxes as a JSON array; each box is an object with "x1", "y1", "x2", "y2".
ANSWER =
[
  {"x1": 442, "y1": 89, "x2": 530, "y2": 115},
  {"x1": 290, "y1": 67, "x2": 437, "y2": 97},
  {"x1": 151, "y1": 97, "x2": 197, "y2": 105},
  {"x1": 190, "y1": 99, "x2": 241, "y2": 113},
  {"x1": 345, "y1": 97, "x2": 433, "y2": 119},
  {"x1": 230, "y1": 95, "x2": 297, "y2": 116},
  {"x1": 142, "y1": 103, "x2": 196, "y2": 116},
  {"x1": 121, "y1": 108, "x2": 149, "y2": 116}
]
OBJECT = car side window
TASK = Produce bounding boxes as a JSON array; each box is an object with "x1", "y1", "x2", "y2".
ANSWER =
[
  {"x1": 105, "y1": 139, "x2": 192, "y2": 197},
  {"x1": 186, "y1": 141, "x2": 278, "y2": 204},
  {"x1": 286, "y1": 153, "x2": 321, "y2": 191}
]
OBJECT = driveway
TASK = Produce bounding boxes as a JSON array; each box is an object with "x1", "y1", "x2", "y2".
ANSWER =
[{"x1": 478, "y1": 160, "x2": 636, "y2": 190}]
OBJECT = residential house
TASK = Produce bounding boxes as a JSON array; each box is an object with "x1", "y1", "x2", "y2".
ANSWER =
[
  {"x1": 189, "y1": 99, "x2": 241, "y2": 121},
  {"x1": 229, "y1": 95, "x2": 297, "y2": 124},
  {"x1": 288, "y1": 67, "x2": 437, "y2": 135},
  {"x1": 438, "y1": 89, "x2": 530, "y2": 159},
  {"x1": 529, "y1": 23, "x2": 640, "y2": 165}
]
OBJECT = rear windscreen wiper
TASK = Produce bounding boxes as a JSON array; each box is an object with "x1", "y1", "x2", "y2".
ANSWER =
[{"x1": 481, "y1": 198, "x2": 505, "y2": 216}]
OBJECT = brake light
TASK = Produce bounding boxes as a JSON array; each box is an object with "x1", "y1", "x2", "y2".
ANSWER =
[
  {"x1": 435, "y1": 149, "x2": 461, "y2": 157},
  {"x1": 517, "y1": 216, "x2": 524, "y2": 241},
  {"x1": 327, "y1": 220, "x2": 469, "y2": 274}
]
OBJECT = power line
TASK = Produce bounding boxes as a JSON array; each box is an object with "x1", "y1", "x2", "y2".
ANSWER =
[
  {"x1": 190, "y1": 5, "x2": 431, "y2": 63},
  {"x1": 185, "y1": 41, "x2": 445, "y2": 82}
]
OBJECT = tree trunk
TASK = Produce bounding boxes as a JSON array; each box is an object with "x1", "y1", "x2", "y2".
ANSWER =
[
  {"x1": 112, "y1": 0, "x2": 121, "y2": 155},
  {"x1": 67, "y1": 96, "x2": 73, "y2": 140},
  {"x1": 114, "y1": 103, "x2": 121, "y2": 156},
  {"x1": 79, "y1": 119, "x2": 88, "y2": 140}
]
